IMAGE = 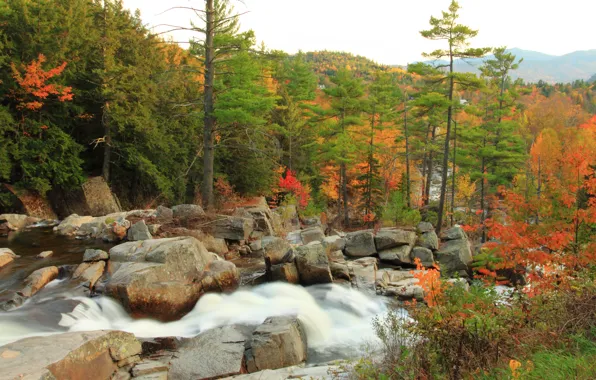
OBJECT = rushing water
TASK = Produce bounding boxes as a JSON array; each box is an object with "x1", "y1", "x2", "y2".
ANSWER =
[{"x1": 0, "y1": 282, "x2": 396, "y2": 362}]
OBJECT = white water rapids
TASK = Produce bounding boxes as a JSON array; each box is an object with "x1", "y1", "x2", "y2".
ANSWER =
[{"x1": 0, "y1": 282, "x2": 397, "y2": 359}]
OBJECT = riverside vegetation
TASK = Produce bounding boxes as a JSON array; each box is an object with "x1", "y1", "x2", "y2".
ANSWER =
[{"x1": 0, "y1": 0, "x2": 595, "y2": 379}]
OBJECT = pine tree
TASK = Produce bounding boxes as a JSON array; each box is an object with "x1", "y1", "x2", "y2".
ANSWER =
[{"x1": 420, "y1": 0, "x2": 490, "y2": 234}]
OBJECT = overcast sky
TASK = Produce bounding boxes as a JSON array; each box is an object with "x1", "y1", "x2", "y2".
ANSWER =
[{"x1": 123, "y1": 0, "x2": 596, "y2": 65}]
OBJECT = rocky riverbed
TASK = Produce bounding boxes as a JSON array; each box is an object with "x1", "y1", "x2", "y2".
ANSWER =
[{"x1": 0, "y1": 198, "x2": 475, "y2": 379}]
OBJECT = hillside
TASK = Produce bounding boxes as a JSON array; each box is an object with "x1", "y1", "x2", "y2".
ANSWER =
[
  {"x1": 304, "y1": 51, "x2": 390, "y2": 83},
  {"x1": 422, "y1": 48, "x2": 596, "y2": 83}
]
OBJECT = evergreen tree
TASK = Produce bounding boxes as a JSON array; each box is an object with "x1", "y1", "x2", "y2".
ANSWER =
[{"x1": 420, "y1": 0, "x2": 490, "y2": 234}]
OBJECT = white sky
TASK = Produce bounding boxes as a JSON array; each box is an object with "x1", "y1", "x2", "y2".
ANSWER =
[{"x1": 123, "y1": 0, "x2": 596, "y2": 65}]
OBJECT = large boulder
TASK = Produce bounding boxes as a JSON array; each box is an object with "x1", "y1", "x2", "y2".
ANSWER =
[
  {"x1": 214, "y1": 216, "x2": 254, "y2": 241},
  {"x1": 412, "y1": 247, "x2": 435, "y2": 268},
  {"x1": 19, "y1": 266, "x2": 59, "y2": 297},
  {"x1": 344, "y1": 231, "x2": 377, "y2": 257},
  {"x1": 0, "y1": 214, "x2": 40, "y2": 230},
  {"x1": 198, "y1": 260, "x2": 240, "y2": 293},
  {"x1": 54, "y1": 214, "x2": 95, "y2": 236},
  {"x1": 376, "y1": 269, "x2": 424, "y2": 300},
  {"x1": 73, "y1": 261, "x2": 106, "y2": 289},
  {"x1": 436, "y1": 230, "x2": 473, "y2": 276},
  {"x1": 374, "y1": 228, "x2": 417, "y2": 251},
  {"x1": 169, "y1": 325, "x2": 252, "y2": 380},
  {"x1": 127, "y1": 220, "x2": 152, "y2": 241},
  {"x1": 104, "y1": 237, "x2": 219, "y2": 321},
  {"x1": 172, "y1": 204, "x2": 205, "y2": 221},
  {"x1": 0, "y1": 330, "x2": 141, "y2": 380},
  {"x1": 300, "y1": 227, "x2": 325, "y2": 244},
  {"x1": 0, "y1": 248, "x2": 16, "y2": 269},
  {"x1": 268, "y1": 262, "x2": 300, "y2": 284},
  {"x1": 417, "y1": 221, "x2": 434, "y2": 233},
  {"x1": 322, "y1": 235, "x2": 346, "y2": 253},
  {"x1": 155, "y1": 205, "x2": 174, "y2": 223},
  {"x1": 262, "y1": 236, "x2": 293, "y2": 266},
  {"x1": 246, "y1": 316, "x2": 307, "y2": 372},
  {"x1": 83, "y1": 249, "x2": 109, "y2": 262},
  {"x1": 294, "y1": 242, "x2": 333, "y2": 285},
  {"x1": 441, "y1": 226, "x2": 467, "y2": 241},
  {"x1": 378, "y1": 245, "x2": 413, "y2": 265},
  {"x1": 418, "y1": 230, "x2": 439, "y2": 251}
]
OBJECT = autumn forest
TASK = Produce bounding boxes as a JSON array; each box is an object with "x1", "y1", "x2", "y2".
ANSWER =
[{"x1": 1, "y1": 0, "x2": 596, "y2": 378}]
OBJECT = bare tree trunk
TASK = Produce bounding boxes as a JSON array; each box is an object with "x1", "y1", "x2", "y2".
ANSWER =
[
  {"x1": 450, "y1": 119, "x2": 457, "y2": 226},
  {"x1": 341, "y1": 162, "x2": 349, "y2": 227},
  {"x1": 436, "y1": 53, "x2": 454, "y2": 235},
  {"x1": 201, "y1": 0, "x2": 215, "y2": 209},
  {"x1": 102, "y1": 103, "x2": 111, "y2": 181},
  {"x1": 403, "y1": 94, "x2": 411, "y2": 208}
]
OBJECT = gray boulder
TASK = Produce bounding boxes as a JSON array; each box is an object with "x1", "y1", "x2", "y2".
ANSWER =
[
  {"x1": 127, "y1": 220, "x2": 153, "y2": 241},
  {"x1": 441, "y1": 226, "x2": 467, "y2": 241},
  {"x1": 169, "y1": 325, "x2": 252, "y2": 380},
  {"x1": 155, "y1": 205, "x2": 173, "y2": 223},
  {"x1": 172, "y1": 204, "x2": 205, "y2": 221},
  {"x1": 246, "y1": 316, "x2": 307, "y2": 373},
  {"x1": 418, "y1": 230, "x2": 439, "y2": 251},
  {"x1": 0, "y1": 330, "x2": 141, "y2": 380},
  {"x1": 300, "y1": 227, "x2": 325, "y2": 244},
  {"x1": 329, "y1": 262, "x2": 351, "y2": 281},
  {"x1": 417, "y1": 221, "x2": 434, "y2": 233},
  {"x1": 83, "y1": 249, "x2": 109, "y2": 262},
  {"x1": 374, "y1": 228, "x2": 417, "y2": 251},
  {"x1": 294, "y1": 242, "x2": 333, "y2": 285},
  {"x1": 436, "y1": 238, "x2": 473, "y2": 276},
  {"x1": 378, "y1": 245, "x2": 412, "y2": 265},
  {"x1": 344, "y1": 231, "x2": 376, "y2": 257},
  {"x1": 262, "y1": 236, "x2": 293, "y2": 266},
  {"x1": 0, "y1": 214, "x2": 40, "y2": 230},
  {"x1": 412, "y1": 247, "x2": 435, "y2": 267},
  {"x1": 214, "y1": 216, "x2": 254, "y2": 241},
  {"x1": 105, "y1": 237, "x2": 218, "y2": 321},
  {"x1": 322, "y1": 235, "x2": 346, "y2": 253}
]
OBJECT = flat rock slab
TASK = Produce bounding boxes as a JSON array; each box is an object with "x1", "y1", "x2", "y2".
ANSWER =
[
  {"x1": 132, "y1": 361, "x2": 169, "y2": 377},
  {"x1": 83, "y1": 249, "x2": 109, "y2": 262},
  {"x1": 37, "y1": 250, "x2": 54, "y2": 259},
  {"x1": 374, "y1": 229, "x2": 417, "y2": 251},
  {"x1": 0, "y1": 330, "x2": 141, "y2": 380},
  {"x1": 169, "y1": 325, "x2": 253, "y2": 380}
]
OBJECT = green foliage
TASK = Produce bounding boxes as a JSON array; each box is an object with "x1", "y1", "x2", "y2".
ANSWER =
[{"x1": 382, "y1": 190, "x2": 421, "y2": 226}]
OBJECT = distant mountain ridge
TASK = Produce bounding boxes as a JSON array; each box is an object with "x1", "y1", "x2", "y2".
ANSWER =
[{"x1": 417, "y1": 48, "x2": 596, "y2": 84}]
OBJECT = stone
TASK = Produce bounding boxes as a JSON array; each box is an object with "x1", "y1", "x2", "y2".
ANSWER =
[
  {"x1": 348, "y1": 257, "x2": 378, "y2": 292},
  {"x1": 246, "y1": 316, "x2": 307, "y2": 373},
  {"x1": 441, "y1": 226, "x2": 467, "y2": 241},
  {"x1": 268, "y1": 262, "x2": 300, "y2": 284},
  {"x1": 0, "y1": 330, "x2": 141, "y2": 380},
  {"x1": 329, "y1": 262, "x2": 351, "y2": 281},
  {"x1": 169, "y1": 325, "x2": 252, "y2": 380},
  {"x1": 105, "y1": 237, "x2": 220, "y2": 321},
  {"x1": 147, "y1": 224, "x2": 161, "y2": 235},
  {"x1": 172, "y1": 204, "x2": 205, "y2": 221},
  {"x1": 198, "y1": 260, "x2": 240, "y2": 294},
  {"x1": 302, "y1": 216, "x2": 322, "y2": 228},
  {"x1": 418, "y1": 230, "x2": 439, "y2": 251},
  {"x1": 131, "y1": 361, "x2": 169, "y2": 377},
  {"x1": 155, "y1": 205, "x2": 173, "y2": 223},
  {"x1": 81, "y1": 176, "x2": 122, "y2": 216},
  {"x1": 201, "y1": 234, "x2": 228, "y2": 255},
  {"x1": 117, "y1": 354, "x2": 140, "y2": 368},
  {"x1": 285, "y1": 231, "x2": 303, "y2": 245},
  {"x1": 378, "y1": 245, "x2": 413, "y2": 265},
  {"x1": 417, "y1": 221, "x2": 434, "y2": 233},
  {"x1": 0, "y1": 214, "x2": 40, "y2": 230},
  {"x1": 262, "y1": 236, "x2": 293, "y2": 266},
  {"x1": 214, "y1": 216, "x2": 254, "y2": 241},
  {"x1": 322, "y1": 235, "x2": 346, "y2": 253},
  {"x1": 19, "y1": 266, "x2": 59, "y2": 297},
  {"x1": 436, "y1": 238, "x2": 473, "y2": 276},
  {"x1": 37, "y1": 250, "x2": 53, "y2": 259},
  {"x1": 249, "y1": 239, "x2": 262, "y2": 252},
  {"x1": 73, "y1": 261, "x2": 106, "y2": 289},
  {"x1": 344, "y1": 231, "x2": 377, "y2": 257},
  {"x1": 327, "y1": 250, "x2": 345, "y2": 263},
  {"x1": 54, "y1": 214, "x2": 95, "y2": 235},
  {"x1": 294, "y1": 242, "x2": 333, "y2": 285},
  {"x1": 127, "y1": 220, "x2": 153, "y2": 241},
  {"x1": 0, "y1": 248, "x2": 16, "y2": 269},
  {"x1": 376, "y1": 269, "x2": 425, "y2": 300},
  {"x1": 412, "y1": 247, "x2": 435, "y2": 267},
  {"x1": 300, "y1": 227, "x2": 325, "y2": 244},
  {"x1": 374, "y1": 228, "x2": 417, "y2": 251},
  {"x1": 83, "y1": 249, "x2": 109, "y2": 262}
]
